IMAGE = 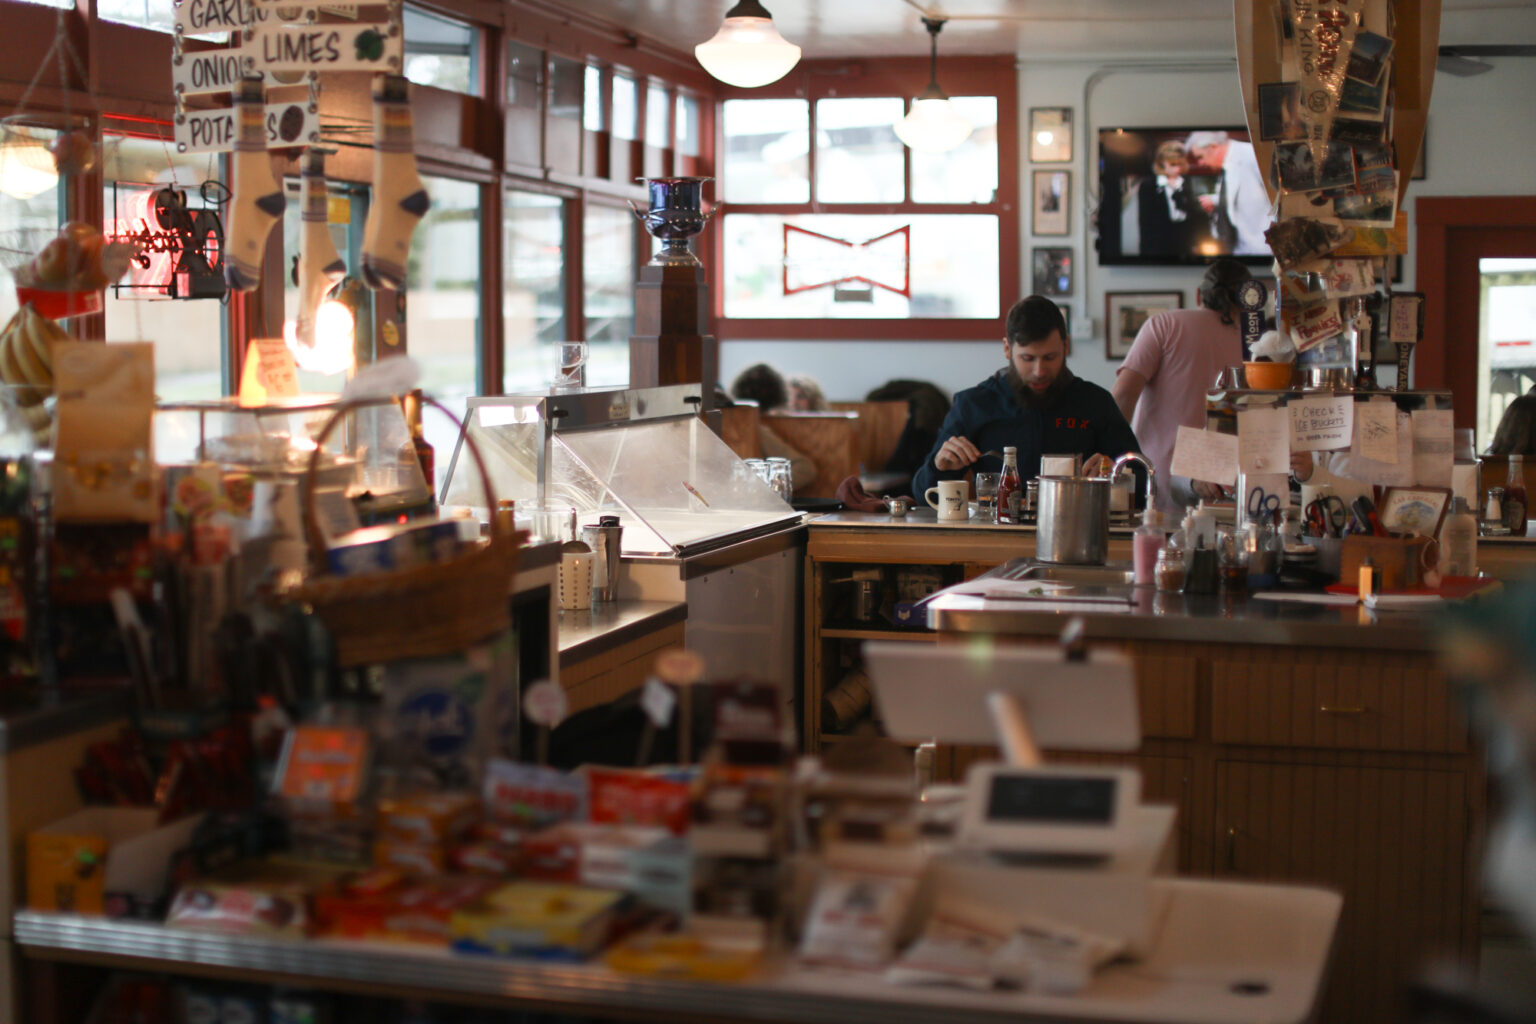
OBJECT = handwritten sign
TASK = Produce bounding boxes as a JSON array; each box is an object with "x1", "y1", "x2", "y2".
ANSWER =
[
  {"x1": 1411, "y1": 408, "x2": 1454, "y2": 488},
  {"x1": 1238, "y1": 407, "x2": 1291, "y2": 474},
  {"x1": 1288, "y1": 395, "x2": 1354, "y2": 451},
  {"x1": 1344, "y1": 408, "x2": 1414, "y2": 486},
  {"x1": 245, "y1": 22, "x2": 402, "y2": 73},
  {"x1": 175, "y1": 0, "x2": 265, "y2": 34},
  {"x1": 1355, "y1": 400, "x2": 1398, "y2": 463},
  {"x1": 173, "y1": 50, "x2": 261, "y2": 97},
  {"x1": 1319, "y1": 257, "x2": 1375, "y2": 298},
  {"x1": 1388, "y1": 292, "x2": 1424, "y2": 344},
  {"x1": 1291, "y1": 300, "x2": 1345, "y2": 352},
  {"x1": 238, "y1": 336, "x2": 298, "y2": 404},
  {"x1": 1170, "y1": 426, "x2": 1238, "y2": 488},
  {"x1": 174, "y1": 101, "x2": 317, "y2": 153}
]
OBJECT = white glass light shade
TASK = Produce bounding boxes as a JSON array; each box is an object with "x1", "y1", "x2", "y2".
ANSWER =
[
  {"x1": 696, "y1": 16, "x2": 801, "y2": 88},
  {"x1": 894, "y1": 96, "x2": 973, "y2": 153},
  {"x1": 0, "y1": 135, "x2": 59, "y2": 200}
]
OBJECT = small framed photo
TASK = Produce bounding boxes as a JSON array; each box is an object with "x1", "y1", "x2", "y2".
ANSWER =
[
  {"x1": 1033, "y1": 170, "x2": 1070, "y2": 236},
  {"x1": 1104, "y1": 291, "x2": 1183, "y2": 360},
  {"x1": 1031, "y1": 247, "x2": 1073, "y2": 298},
  {"x1": 1029, "y1": 107, "x2": 1073, "y2": 163},
  {"x1": 1378, "y1": 486, "x2": 1451, "y2": 537}
]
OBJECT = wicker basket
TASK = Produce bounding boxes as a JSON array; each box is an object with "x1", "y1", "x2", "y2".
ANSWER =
[{"x1": 287, "y1": 396, "x2": 521, "y2": 668}]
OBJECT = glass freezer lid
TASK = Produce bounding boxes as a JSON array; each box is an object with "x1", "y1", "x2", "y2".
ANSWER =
[{"x1": 443, "y1": 405, "x2": 798, "y2": 558}]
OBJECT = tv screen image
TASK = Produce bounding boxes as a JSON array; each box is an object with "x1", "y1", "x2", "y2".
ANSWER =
[{"x1": 1096, "y1": 127, "x2": 1274, "y2": 266}]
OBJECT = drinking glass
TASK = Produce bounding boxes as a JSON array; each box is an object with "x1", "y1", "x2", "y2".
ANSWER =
[
  {"x1": 553, "y1": 340, "x2": 588, "y2": 390},
  {"x1": 766, "y1": 456, "x2": 793, "y2": 501},
  {"x1": 974, "y1": 472, "x2": 1000, "y2": 519}
]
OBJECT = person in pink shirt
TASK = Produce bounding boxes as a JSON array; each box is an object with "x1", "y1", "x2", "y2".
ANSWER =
[{"x1": 1111, "y1": 259, "x2": 1249, "y2": 509}]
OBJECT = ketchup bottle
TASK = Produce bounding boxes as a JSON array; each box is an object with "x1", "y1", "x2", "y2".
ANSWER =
[{"x1": 996, "y1": 446, "x2": 1022, "y2": 524}]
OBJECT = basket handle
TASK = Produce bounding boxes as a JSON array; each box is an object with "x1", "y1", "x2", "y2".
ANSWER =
[{"x1": 300, "y1": 394, "x2": 500, "y2": 575}]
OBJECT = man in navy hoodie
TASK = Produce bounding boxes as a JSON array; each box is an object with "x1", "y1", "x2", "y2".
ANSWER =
[{"x1": 912, "y1": 296, "x2": 1142, "y2": 498}]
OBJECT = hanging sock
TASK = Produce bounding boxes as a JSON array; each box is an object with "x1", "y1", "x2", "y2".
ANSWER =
[
  {"x1": 360, "y1": 74, "x2": 430, "y2": 290},
  {"x1": 294, "y1": 147, "x2": 347, "y2": 350},
  {"x1": 223, "y1": 76, "x2": 286, "y2": 292}
]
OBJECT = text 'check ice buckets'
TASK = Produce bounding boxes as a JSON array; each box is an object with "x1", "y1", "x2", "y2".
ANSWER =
[{"x1": 1036, "y1": 453, "x2": 1156, "y2": 565}]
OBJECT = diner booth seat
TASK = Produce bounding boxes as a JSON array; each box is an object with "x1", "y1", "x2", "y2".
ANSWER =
[
  {"x1": 829, "y1": 400, "x2": 910, "y2": 478},
  {"x1": 717, "y1": 404, "x2": 764, "y2": 461},
  {"x1": 762, "y1": 411, "x2": 860, "y2": 500}
]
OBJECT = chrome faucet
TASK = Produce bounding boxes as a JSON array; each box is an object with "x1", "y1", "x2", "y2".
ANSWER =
[{"x1": 1110, "y1": 451, "x2": 1156, "y2": 514}]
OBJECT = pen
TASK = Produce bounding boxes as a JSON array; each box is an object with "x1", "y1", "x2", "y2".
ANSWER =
[{"x1": 682, "y1": 481, "x2": 709, "y2": 507}]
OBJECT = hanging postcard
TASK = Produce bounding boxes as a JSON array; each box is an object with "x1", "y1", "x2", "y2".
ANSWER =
[
  {"x1": 174, "y1": 101, "x2": 319, "y2": 153},
  {"x1": 244, "y1": 21, "x2": 402, "y2": 74},
  {"x1": 1291, "y1": 0, "x2": 1366, "y2": 169}
]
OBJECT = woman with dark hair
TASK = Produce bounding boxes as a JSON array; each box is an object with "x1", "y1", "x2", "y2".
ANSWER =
[
  {"x1": 1489, "y1": 391, "x2": 1536, "y2": 457},
  {"x1": 1111, "y1": 258, "x2": 1252, "y2": 508}
]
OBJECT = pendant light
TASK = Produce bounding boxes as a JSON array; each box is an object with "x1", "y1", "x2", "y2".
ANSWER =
[
  {"x1": 695, "y1": 0, "x2": 802, "y2": 88},
  {"x1": 894, "y1": 17, "x2": 973, "y2": 153}
]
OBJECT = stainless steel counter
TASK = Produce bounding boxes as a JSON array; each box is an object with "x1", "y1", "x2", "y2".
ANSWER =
[
  {"x1": 810, "y1": 509, "x2": 1137, "y2": 535},
  {"x1": 558, "y1": 601, "x2": 687, "y2": 668},
  {"x1": 0, "y1": 691, "x2": 126, "y2": 755},
  {"x1": 926, "y1": 565, "x2": 1494, "y2": 652}
]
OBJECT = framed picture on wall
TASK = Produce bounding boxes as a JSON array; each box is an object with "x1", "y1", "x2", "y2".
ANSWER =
[
  {"x1": 1031, "y1": 247, "x2": 1073, "y2": 297},
  {"x1": 1033, "y1": 170, "x2": 1070, "y2": 236},
  {"x1": 1105, "y1": 291, "x2": 1183, "y2": 359},
  {"x1": 1029, "y1": 107, "x2": 1073, "y2": 162}
]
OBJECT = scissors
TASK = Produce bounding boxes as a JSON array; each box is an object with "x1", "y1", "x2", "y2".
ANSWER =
[
  {"x1": 1304, "y1": 495, "x2": 1348, "y2": 537},
  {"x1": 1247, "y1": 486, "x2": 1283, "y2": 521}
]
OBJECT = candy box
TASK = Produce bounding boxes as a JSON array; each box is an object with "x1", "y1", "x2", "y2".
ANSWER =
[
  {"x1": 376, "y1": 791, "x2": 480, "y2": 845},
  {"x1": 450, "y1": 882, "x2": 625, "y2": 959},
  {"x1": 27, "y1": 807, "x2": 203, "y2": 916},
  {"x1": 166, "y1": 879, "x2": 311, "y2": 937},
  {"x1": 520, "y1": 823, "x2": 690, "y2": 916}
]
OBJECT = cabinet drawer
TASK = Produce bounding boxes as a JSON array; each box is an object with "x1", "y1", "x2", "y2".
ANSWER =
[{"x1": 1210, "y1": 656, "x2": 1466, "y2": 753}]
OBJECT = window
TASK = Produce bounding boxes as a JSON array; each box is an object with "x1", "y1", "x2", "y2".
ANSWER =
[
  {"x1": 676, "y1": 94, "x2": 701, "y2": 158},
  {"x1": 646, "y1": 82, "x2": 670, "y2": 148},
  {"x1": 0, "y1": 126, "x2": 61, "y2": 329},
  {"x1": 715, "y1": 62, "x2": 1016, "y2": 340},
  {"x1": 101, "y1": 134, "x2": 226, "y2": 400},
  {"x1": 583, "y1": 65, "x2": 604, "y2": 132},
  {"x1": 507, "y1": 40, "x2": 542, "y2": 109},
  {"x1": 612, "y1": 74, "x2": 639, "y2": 142},
  {"x1": 403, "y1": 4, "x2": 479, "y2": 95},
  {"x1": 504, "y1": 189, "x2": 566, "y2": 394},
  {"x1": 97, "y1": 0, "x2": 176, "y2": 32},
  {"x1": 406, "y1": 175, "x2": 481, "y2": 490},
  {"x1": 582, "y1": 202, "x2": 636, "y2": 387}
]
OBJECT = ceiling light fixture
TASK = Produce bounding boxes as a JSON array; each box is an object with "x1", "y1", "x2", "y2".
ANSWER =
[
  {"x1": 0, "y1": 127, "x2": 60, "y2": 200},
  {"x1": 894, "y1": 17, "x2": 973, "y2": 154},
  {"x1": 695, "y1": 0, "x2": 802, "y2": 89}
]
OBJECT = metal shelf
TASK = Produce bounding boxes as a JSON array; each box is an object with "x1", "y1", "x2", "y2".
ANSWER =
[{"x1": 15, "y1": 878, "x2": 1341, "y2": 1024}]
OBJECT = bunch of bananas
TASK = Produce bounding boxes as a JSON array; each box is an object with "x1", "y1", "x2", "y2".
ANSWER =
[{"x1": 0, "y1": 303, "x2": 65, "y2": 441}]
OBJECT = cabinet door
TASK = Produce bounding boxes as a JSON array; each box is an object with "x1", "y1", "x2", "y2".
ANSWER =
[{"x1": 1215, "y1": 761, "x2": 1471, "y2": 1024}]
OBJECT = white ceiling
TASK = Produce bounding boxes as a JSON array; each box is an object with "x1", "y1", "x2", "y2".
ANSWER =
[{"x1": 560, "y1": 0, "x2": 1536, "y2": 62}]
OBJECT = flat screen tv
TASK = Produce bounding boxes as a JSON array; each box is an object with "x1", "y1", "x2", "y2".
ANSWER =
[{"x1": 1096, "y1": 126, "x2": 1274, "y2": 266}]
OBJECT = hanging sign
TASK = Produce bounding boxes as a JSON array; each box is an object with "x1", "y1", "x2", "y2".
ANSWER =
[
  {"x1": 108, "y1": 186, "x2": 226, "y2": 300},
  {"x1": 175, "y1": 0, "x2": 266, "y2": 34},
  {"x1": 173, "y1": 50, "x2": 262, "y2": 96},
  {"x1": 174, "y1": 101, "x2": 318, "y2": 153},
  {"x1": 243, "y1": 22, "x2": 402, "y2": 73}
]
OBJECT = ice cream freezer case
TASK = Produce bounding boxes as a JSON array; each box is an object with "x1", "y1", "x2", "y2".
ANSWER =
[{"x1": 440, "y1": 386, "x2": 805, "y2": 699}]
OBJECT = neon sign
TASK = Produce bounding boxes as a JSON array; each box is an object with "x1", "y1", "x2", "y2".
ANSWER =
[{"x1": 108, "y1": 185, "x2": 226, "y2": 300}]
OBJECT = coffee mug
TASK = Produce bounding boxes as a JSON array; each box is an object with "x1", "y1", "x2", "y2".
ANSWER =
[{"x1": 925, "y1": 479, "x2": 970, "y2": 521}]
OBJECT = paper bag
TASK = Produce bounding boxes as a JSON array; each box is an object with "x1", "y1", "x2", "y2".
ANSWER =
[{"x1": 52, "y1": 342, "x2": 157, "y2": 523}]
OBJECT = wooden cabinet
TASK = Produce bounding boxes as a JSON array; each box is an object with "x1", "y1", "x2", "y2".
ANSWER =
[{"x1": 1215, "y1": 760, "x2": 1471, "y2": 1024}]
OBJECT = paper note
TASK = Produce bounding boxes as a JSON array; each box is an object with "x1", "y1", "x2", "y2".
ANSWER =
[
  {"x1": 1238, "y1": 407, "x2": 1292, "y2": 474},
  {"x1": 1355, "y1": 400, "x2": 1398, "y2": 463},
  {"x1": 1288, "y1": 395, "x2": 1354, "y2": 451},
  {"x1": 1170, "y1": 426, "x2": 1239, "y2": 487},
  {"x1": 1336, "y1": 409, "x2": 1414, "y2": 486},
  {"x1": 1412, "y1": 408, "x2": 1454, "y2": 488}
]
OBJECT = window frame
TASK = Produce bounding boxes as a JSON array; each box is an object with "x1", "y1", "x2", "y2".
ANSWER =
[{"x1": 710, "y1": 57, "x2": 1019, "y2": 342}]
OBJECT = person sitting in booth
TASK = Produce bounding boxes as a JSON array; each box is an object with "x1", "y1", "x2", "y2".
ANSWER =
[{"x1": 911, "y1": 296, "x2": 1142, "y2": 499}]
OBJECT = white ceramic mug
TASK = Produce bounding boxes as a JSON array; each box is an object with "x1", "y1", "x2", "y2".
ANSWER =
[{"x1": 925, "y1": 479, "x2": 970, "y2": 521}]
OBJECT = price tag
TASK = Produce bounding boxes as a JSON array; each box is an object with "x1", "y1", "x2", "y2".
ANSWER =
[
  {"x1": 640, "y1": 678, "x2": 677, "y2": 728},
  {"x1": 174, "y1": 101, "x2": 318, "y2": 153},
  {"x1": 243, "y1": 22, "x2": 402, "y2": 74},
  {"x1": 523, "y1": 680, "x2": 568, "y2": 728}
]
